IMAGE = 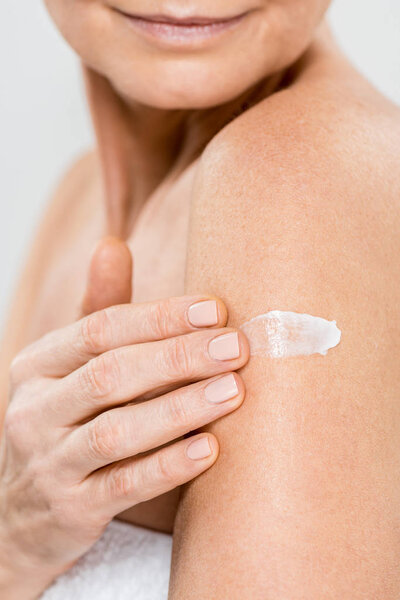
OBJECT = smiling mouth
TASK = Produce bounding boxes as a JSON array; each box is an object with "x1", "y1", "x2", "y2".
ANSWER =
[{"x1": 112, "y1": 8, "x2": 252, "y2": 46}]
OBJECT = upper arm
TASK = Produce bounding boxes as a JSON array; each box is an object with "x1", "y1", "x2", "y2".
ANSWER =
[{"x1": 169, "y1": 124, "x2": 400, "y2": 598}]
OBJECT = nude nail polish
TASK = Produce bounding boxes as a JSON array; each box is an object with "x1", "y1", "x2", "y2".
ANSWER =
[
  {"x1": 205, "y1": 374, "x2": 239, "y2": 404},
  {"x1": 208, "y1": 332, "x2": 240, "y2": 361},
  {"x1": 188, "y1": 300, "x2": 218, "y2": 327},
  {"x1": 186, "y1": 437, "x2": 212, "y2": 460}
]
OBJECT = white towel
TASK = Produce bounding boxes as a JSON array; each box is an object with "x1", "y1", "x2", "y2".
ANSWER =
[{"x1": 40, "y1": 520, "x2": 172, "y2": 600}]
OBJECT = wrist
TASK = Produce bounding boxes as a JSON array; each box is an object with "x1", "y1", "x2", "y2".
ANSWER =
[
  {"x1": 0, "y1": 562, "x2": 46, "y2": 600},
  {"x1": 0, "y1": 537, "x2": 56, "y2": 600}
]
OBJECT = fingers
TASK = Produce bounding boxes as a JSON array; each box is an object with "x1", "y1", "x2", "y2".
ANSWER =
[
  {"x1": 82, "y1": 433, "x2": 219, "y2": 520},
  {"x1": 80, "y1": 237, "x2": 133, "y2": 317},
  {"x1": 10, "y1": 295, "x2": 228, "y2": 383},
  {"x1": 53, "y1": 328, "x2": 249, "y2": 424},
  {"x1": 63, "y1": 372, "x2": 244, "y2": 475}
]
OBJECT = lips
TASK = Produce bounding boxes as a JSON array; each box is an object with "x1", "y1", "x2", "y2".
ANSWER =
[
  {"x1": 112, "y1": 7, "x2": 251, "y2": 46},
  {"x1": 119, "y1": 13, "x2": 243, "y2": 26}
]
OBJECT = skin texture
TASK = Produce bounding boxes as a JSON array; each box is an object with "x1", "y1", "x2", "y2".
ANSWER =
[
  {"x1": 44, "y1": 0, "x2": 330, "y2": 109},
  {"x1": 0, "y1": 282, "x2": 249, "y2": 600},
  {"x1": 1, "y1": 0, "x2": 400, "y2": 598},
  {"x1": 170, "y1": 48, "x2": 400, "y2": 599}
]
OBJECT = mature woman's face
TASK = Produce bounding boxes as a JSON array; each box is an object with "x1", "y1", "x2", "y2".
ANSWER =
[{"x1": 45, "y1": 0, "x2": 331, "y2": 109}]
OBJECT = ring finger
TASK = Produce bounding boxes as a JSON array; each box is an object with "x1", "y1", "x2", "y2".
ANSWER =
[
  {"x1": 52, "y1": 327, "x2": 249, "y2": 425},
  {"x1": 62, "y1": 372, "x2": 244, "y2": 477},
  {"x1": 82, "y1": 433, "x2": 219, "y2": 521}
]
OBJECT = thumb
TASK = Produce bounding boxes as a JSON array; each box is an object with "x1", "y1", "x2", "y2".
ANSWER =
[{"x1": 80, "y1": 236, "x2": 133, "y2": 318}]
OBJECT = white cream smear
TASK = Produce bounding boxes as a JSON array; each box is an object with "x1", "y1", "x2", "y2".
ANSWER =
[{"x1": 240, "y1": 311, "x2": 341, "y2": 358}]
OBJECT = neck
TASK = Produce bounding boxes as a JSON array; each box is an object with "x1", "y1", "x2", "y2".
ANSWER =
[{"x1": 84, "y1": 66, "x2": 283, "y2": 238}]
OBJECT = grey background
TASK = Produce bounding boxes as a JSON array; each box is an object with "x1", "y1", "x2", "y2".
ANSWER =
[{"x1": 1, "y1": 0, "x2": 400, "y2": 333}]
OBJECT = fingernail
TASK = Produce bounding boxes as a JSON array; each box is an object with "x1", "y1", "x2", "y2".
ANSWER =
[
  {"x1": 205, "y1": 374, "x2": 239, "y2": 404},
  {"x1": 208, "y1": 332, "x2": 240, "y2": 361},
  {"x1": 188, "y1": 300, "x2": 218, "y2": 327},
  {"x1": 186, "y1": 437, "x2": 212, "y2": 460}
]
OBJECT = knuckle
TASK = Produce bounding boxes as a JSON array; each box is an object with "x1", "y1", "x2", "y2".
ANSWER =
[
  {"x1": 3, "y1": 404, "x2": 20, "y2": 440},
  {"x1": 154, "y1": 451, "x2": 176, "y2": 486},
  {"x1": 161, "y1": 393, "x2": 191, "y2": 430},
  {"x1": 4, "y1": 401, "x2": 32, "y2": 444},
  {"x1": 8, "y1": 344, "x2": 37, "y2": 387},
  {"x1": 150, "y1": 300, "x2": 173, "y2": 340},
  {"x1": 108, "y1": 463, "x2": 135, "y2": 499},
  {"x1": 164, "y1": 336, "x2": 192, "y2": 379},
  {"x1": 87, "y1": 413, "x2": 120, "y2": 460},
  {"x1": 82, "y1": 352, "x2": 120, "y2": 399},
  {"x1": 80, "y1": 309, "x2": 112, "y2": 355},
  {"x1": 9, "y1": 354, "x2": 23, "y2": 387}
]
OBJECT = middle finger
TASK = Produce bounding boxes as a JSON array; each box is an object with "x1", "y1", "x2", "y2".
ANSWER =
[{"x1": 52, "y1": 328, "x2": 249, "y2": 425}]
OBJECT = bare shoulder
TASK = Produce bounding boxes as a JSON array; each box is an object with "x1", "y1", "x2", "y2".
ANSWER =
[
  {"x1": 3, "y1": 149, "x2": 99, "y2": 322},
  {"x1": 0, "y1": 151, "x2": 101, "y2": 410},
  {"x1": 198, "y1": 50, "x2": 400, "y2": 216},
  {"x1": 34, "y1": 150, "x2": 101, "y2": 255},
  {"x1": 177, "y1": 53, "x2": 400, "y2": 597},
  {"x1": 187, "y1": 48, "x2": 400, "y2": 392},
  {"x1": 190, "y1": 50, "x2": 400, "y2": 322}
]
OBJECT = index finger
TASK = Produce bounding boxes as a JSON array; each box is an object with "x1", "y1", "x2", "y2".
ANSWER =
[{"x1": 12, "y1": 296, "x2": 228, "y2": 379}]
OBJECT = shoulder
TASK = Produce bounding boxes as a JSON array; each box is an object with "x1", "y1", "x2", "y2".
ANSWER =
[
  {"x1": 11, "y1": 150, "x2": 102, "y2": 315},
  {"x1": 0, "y1": 151, "x2": 101, "y2": 403},
  {"x1": 188, "y1": 53, "x2": 400, "y2": 327},
  {"x1": 11, "y1": 149, "x2": 100, "y2": 297},
  {"x1": 197, "y1": 52, "x2": 400, "y2": 210},
  {"x1": 180, "y1": 56, "x2": 400, "y2": 595},
  {"x1": 3, "y1": 149, "x2": 100, "y2": 307},
  {"x1": 37, "y1": 150, "x2": 101, "y2": 250}
]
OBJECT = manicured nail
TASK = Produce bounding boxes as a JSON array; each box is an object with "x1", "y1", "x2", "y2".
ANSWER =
[
  {"x1": 208, "y1": 332, "x2": 240, "y2": 361},
  {"x1": 205, "y1": 374, "x2": 239, "y2": 404},
  {"x1": 186, "y1": 437, "x2": 212, "y2": 460},
  {"x1": 188, "y1": 300, "x2": 218, "y2": 327}
]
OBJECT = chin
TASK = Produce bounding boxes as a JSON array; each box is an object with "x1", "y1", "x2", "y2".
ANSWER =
[
  {"x1": 45, "y1": 1, "x2": 329, "y2": 111},
  {"x1": 99, "y1": 54, "x2": 276, "y2": 110},
  {"x1": 110, "y1": 72, "x2": 251, "y2": 110}
]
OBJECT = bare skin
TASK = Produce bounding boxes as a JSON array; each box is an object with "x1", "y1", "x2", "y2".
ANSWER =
[
  {"x1": 170, "y1": 44, "x2": 400, "y2": 598},
  {"x1": 1, "y1": 10, "x2": 400, "y2": 600}
]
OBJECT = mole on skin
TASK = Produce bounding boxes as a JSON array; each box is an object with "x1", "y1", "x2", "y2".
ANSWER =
[{"x1": 240, "y1": 311, "x2": 342, "y2": 358}]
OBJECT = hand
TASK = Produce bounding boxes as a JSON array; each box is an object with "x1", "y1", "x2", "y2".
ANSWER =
[{"x1": 0, "y1": 238, "x2": 249, "y2": 599}]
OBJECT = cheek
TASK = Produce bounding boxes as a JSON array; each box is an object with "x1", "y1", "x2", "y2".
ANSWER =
[
  {"x1": 250, "y1": 0, "x2": 330, "y2": 69},
  {"x1": 44, "y1": 0, "x2": 107, "y2": 60},
  {"x1": 276, "y1": 0, "x2": 331, "y2": 33},
  {"x1": 43, "y1": 0, "x2": 331, "y2": 110}
]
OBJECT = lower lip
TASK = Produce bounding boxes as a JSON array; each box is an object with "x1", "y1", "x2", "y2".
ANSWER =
[{"x1": 115, "y1": 11, "x2": 249, "y2": 48}]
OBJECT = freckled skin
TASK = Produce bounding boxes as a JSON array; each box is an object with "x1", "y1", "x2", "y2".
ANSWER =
[{"x1": 1, "y1": 0, "x2": 400, "y2": 597}]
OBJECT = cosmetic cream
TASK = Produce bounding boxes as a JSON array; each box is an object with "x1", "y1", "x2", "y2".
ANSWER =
[{"x1": 240, "y1": 311, "x2": 341, "y2": 358}]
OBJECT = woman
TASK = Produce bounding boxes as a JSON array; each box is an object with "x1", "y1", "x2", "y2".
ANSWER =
[{"x1": 1, "y1": 0, "x2": 400, "y2": 598}]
